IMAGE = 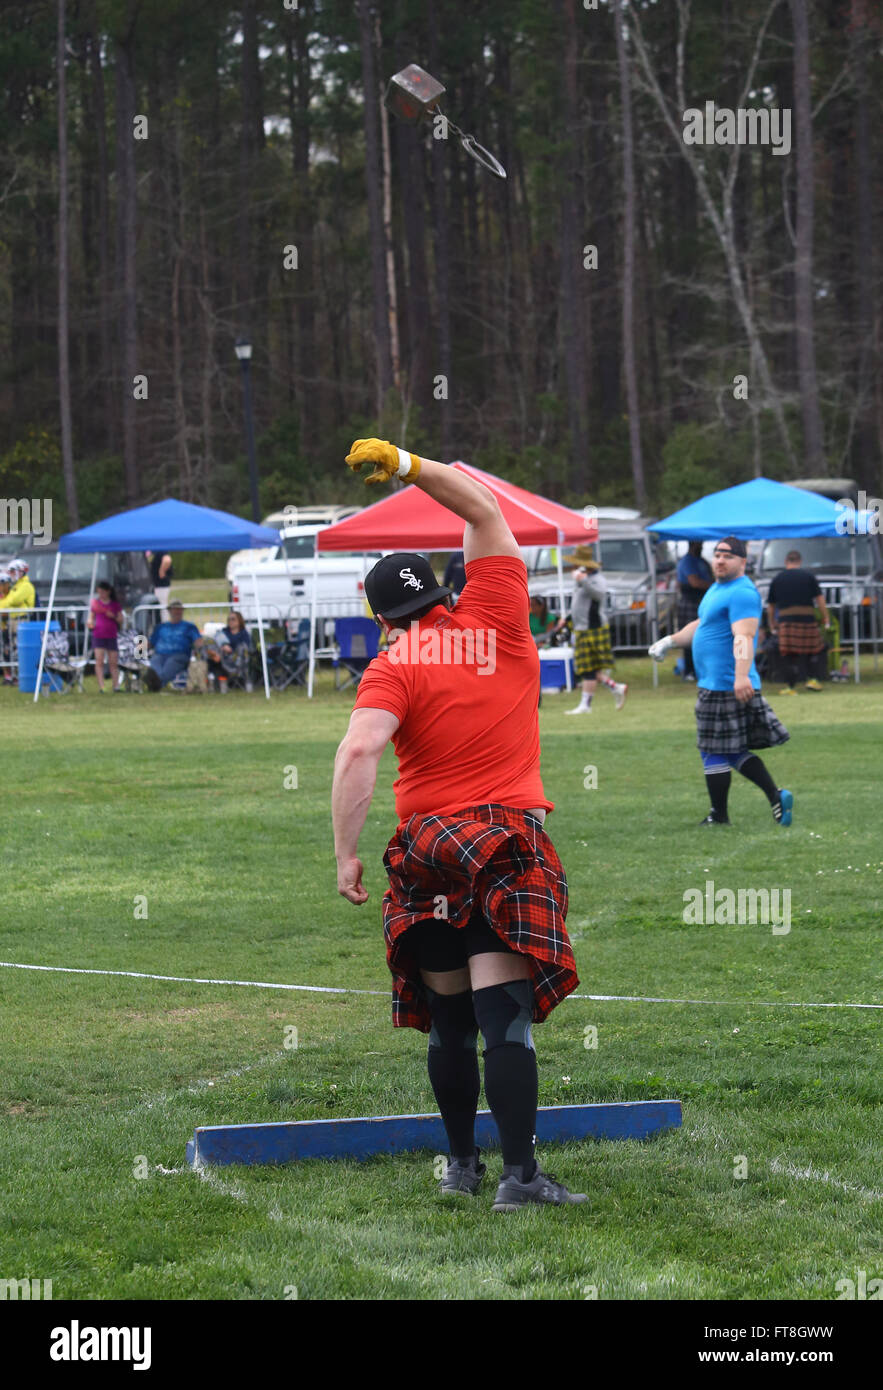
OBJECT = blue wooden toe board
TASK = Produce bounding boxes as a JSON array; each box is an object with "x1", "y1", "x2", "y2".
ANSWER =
[{"x1": 186, "y1": 1100, "x2": 681, "y2": 1167}]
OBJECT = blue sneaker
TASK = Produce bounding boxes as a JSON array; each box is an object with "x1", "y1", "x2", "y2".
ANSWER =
[{"x1": 775, "y1": 789, "x2": 793, "y2": 826}]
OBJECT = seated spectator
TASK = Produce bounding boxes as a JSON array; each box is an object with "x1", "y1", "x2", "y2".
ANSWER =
[
  {"x1": 0, "y1": 559, "x2": 36, "y2": 612},
  {"x1": 204, "y1": 611, "x2": 253, "y2": 691},
  {"x1": 144, "y1": 600, "x2": 203, "y2": 691},
  {"x1": 529, "y1": 594, "x2": 567, "y2": 647},
  {"x1": 88, "y1": 581, "x2": 123, "y2": 692}
]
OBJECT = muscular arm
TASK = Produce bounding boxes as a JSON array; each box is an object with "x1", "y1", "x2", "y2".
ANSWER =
[
  {"x1": 332, "y1": 706, "x2": 400, "y2": 904},
  {"x1": 411, "y1": 456, "x2": 521, "y2": 563}
]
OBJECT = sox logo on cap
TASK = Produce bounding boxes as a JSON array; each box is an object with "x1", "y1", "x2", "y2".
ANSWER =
[{"x1": 399, "y1": 568, "x2": 423, "y2": 591}]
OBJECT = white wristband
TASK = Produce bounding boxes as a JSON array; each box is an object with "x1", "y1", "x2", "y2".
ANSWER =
[{"x1": 396, "y1": 447, "x2": 412, "y2": 478}]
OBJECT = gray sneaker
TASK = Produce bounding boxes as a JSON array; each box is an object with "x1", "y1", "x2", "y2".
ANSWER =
[
  {"x1": 492, "y1": 1166, "x2": 587, "y2": 1212},
  {"x1": 439, "y1": 1150, "x2": 486, "y2": 1197}
]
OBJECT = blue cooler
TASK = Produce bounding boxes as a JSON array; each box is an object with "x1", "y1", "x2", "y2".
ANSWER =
[
  {"x1": 17, "y1": 622, "x2": 63, "y2": 693},
  {"x1": 539, "y1": 645, "x2": 575, "y2": 693}
]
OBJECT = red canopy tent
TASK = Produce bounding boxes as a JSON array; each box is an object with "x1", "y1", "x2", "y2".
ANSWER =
[{"x1": 307, "y1": 461, "x2": 596, "y2": 695}]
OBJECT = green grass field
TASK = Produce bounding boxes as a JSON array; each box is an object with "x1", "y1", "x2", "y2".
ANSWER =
[{"x1": 1, "y1": 661, "x2": 881, "y2": 1300}]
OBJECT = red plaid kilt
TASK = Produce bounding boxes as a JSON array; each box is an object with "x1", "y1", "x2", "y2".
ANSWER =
[
  {"x1": 777, "y1": 619, "x2": 824, "y2": 657},
  {"x1": 382, "y1": 804, "x2": 577, "y2": 1033}
]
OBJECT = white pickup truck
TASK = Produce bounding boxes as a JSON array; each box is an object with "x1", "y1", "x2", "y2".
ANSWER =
[{"x1": 228, "y1": 525, "x2": 385, "y2": 626}]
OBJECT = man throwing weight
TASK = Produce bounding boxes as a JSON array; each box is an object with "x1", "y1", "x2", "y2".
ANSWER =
[{"x1": 332, "y1": 439, "x2": 584, "y2": 1211}]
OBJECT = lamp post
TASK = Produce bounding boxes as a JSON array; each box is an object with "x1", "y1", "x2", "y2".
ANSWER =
[{"x1": 235, "y1": 336, "x2": 261, "y2": 523}]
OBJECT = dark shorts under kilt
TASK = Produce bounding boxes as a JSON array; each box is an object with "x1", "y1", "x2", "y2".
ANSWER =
[
  {"x1": 777, "y1": 619, "x2": 825, "y2": 657},
  {"x1": 695, "y1": 688, "x2": 790, "y2": 755},
  {"x1": 382, "y1": 804, "x2": 577, "y2": 1033},
  {"x1": 574, "y1": 625, "x2": 614, "y2": 678},
  {"x1": 677, "y1": 596, "x2": 703, "y2": 630}
]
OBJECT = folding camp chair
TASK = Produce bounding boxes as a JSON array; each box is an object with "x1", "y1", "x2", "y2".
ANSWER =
[
  {"x1": 332, "y1": 617, "x2": 379, "y2": 690},
  {"x1": 43, "y1": 630, "x2": 88, "y2": 694},
  {"x1": 267, "y1": 618, "x2": 311, "y2": 691},
  {"x1": 116, "y1": 628, "x2": 150, "y2": 692}
]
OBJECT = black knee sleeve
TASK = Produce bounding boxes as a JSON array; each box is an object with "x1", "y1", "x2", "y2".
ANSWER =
[
  {"x1": 472, "y1": 979, "x2": 535, "y2": 1053},
  {"x1": 424, "y1": 987, "x2": 478, "y2": 1050}
]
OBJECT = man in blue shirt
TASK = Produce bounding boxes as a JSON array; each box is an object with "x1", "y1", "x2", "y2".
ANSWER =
[
  {"x1": 144, "y1": 600, "x2": 203, "y2": 691},
  {"x1": 649, "y1": 536, "x2": 793, "y2": 826},
  {"x1": 675, "y1": 542, "x2": 712, "y2": 680}
]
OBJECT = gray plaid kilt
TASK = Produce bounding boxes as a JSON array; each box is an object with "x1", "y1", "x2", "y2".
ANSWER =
[
  {"x1": 677, "y1": 595, "x2": 703, "y2": 629},
  {"x1": 574, "y1": 625, "x2": 614, "y2": 677},
  {"x1": 695, "y1": 688, "x2": 790, "y2": 755}
]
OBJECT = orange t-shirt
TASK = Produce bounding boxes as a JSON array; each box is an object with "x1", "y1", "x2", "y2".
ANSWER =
[{"x1": 353, "y1": 554, "x2": 553, "y2": 821}]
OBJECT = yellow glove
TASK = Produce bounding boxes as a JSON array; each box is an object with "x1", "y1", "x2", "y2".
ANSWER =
[{"x1": 345, "y1": 437, "x2": 421, "y2": 486}]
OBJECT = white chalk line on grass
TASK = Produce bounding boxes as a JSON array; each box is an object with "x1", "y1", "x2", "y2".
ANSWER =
[
  {"x1": 0, "y1": 960, "x2": 386, "y2": 996},
  {"x1": 570, "y1": 991, "x2": 883, "y2": 1011},
  {"x1": 2, "y1": 959, "x2": 881, "y2": 1011},
  {"x1": 769, "y1": 1159, "x2": 883, "y2": 1204}
]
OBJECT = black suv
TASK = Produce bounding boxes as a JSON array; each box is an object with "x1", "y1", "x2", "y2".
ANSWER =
[{"x1": 18, "y1": 542, "x2": 157, "y2": 632}]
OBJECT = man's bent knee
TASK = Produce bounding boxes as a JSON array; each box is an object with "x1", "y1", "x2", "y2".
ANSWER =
[{"x1": 472, "y1": 978, "x2": 535, "y2": 1052}]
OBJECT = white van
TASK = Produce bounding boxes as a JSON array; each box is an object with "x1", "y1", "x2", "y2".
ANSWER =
[{"x1": 228, "y1": 524, "x2": 384, "y2": 625}]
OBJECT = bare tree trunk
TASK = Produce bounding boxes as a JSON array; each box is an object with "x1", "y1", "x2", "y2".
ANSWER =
[
  {"x1": 237, "y1": 0, "x2": 260, "y2": 320},
  {"x1": 287, "y1": 3, "x2": 316, "y2": 444},
  {"x1": 630, "y1": 0, "x2": 797, "y2": 471},
  {"x1": 57, "y1": 0, "x2": 79, "y2": 527},
  {"x1": 396, "y1": 117, "x2": 431, "y2": 427},
  {"x1": 197, "y1": 207, "x2": 215, "y2": 496},
  {"x1": 428, "y1": 5, "x2": 451, "y2": 459},
  {"x1": 557, "y1": 0, "x2": 589, "y2": 493},
  {"x1": 357, "y1": 0, "x2": 392, "y2": 418},
  {"x1": 849, "y1": 2, "x2": 877, "y2": 485},
  {"x1": 614, "y1": 0, "x2": 647, "y2": 511},
  {"x1": 790, "y1": 0, "x2": 825, "y2": 472},
  {"x1": 114, "y1": 27, "x2": 138, "y2": 503},
  {"x1": 87, "y1": 5, "x2": 113, "y2": 454},
  {"x1": 377, "y1": 18, "x2": 401, "y2": 398},
  {"x1": 171, "y1": 103, "x2": 191, "y2": 498}
]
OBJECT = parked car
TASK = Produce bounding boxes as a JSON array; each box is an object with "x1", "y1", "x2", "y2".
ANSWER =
[
  {"x1": 523, "y1": 510, "x2": 678, "y2": 648},
  {"x1": 224, "y1": 505, "x2": 362, "y2": 583},
  {"x1": 19, "y1": 544, "x2": 157, "y2": 633},
  {"x1": 753, "y1": 533, "x2": 882, "y2": 643},
  {"x1": 228, "y1": 524, "x2": 384, "y2": 625}
]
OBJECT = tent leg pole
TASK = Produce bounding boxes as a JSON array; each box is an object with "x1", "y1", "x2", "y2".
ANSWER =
[
  {"x1": 556, "y1": 536, "x2": 571, "y2": 692},
  {"x1": 852, "y1": 539, "x2": 860, "y2": 684},
  {"x1": 84, "y1": 552, "x2": 98, "y2": 671},
  {"x1": 651, "y1": 550, "x2": 659, "y2": 689},
  {"x1": 33, "y1": 551, "x2": 61, "y2": 702},
  {"x1": 251, "y1": 571, "x2": 270, "y2": 700},
  {"x1": 307, "y1": 542, "x2": 318, "y2": 699}
]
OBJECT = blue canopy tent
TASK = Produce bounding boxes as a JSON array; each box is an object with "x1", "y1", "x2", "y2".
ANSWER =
[
  {"x1": 650, "y1": 477, "x2": 874, "y2": 684},
  {"x1": 34, "y1": 499, "x2": 280, "y2": 701}
]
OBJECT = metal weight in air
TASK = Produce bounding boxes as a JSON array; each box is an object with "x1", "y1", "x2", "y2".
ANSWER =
[{"x1": 384, "y1": 64, "x2": 508, "y2": 180}]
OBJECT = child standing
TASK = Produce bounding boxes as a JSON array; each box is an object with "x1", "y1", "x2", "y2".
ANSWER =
[{"x1": 89, "y1": 582, "x2": 123, "y2": 691}]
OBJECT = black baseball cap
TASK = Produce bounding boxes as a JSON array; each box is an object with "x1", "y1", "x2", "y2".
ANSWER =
[
  {"x1": 713, "y1": 535, "x2": 748, "y2": 557},
  {"x1": 364, "y1": 553, "x2": 452, "y2": 620}
]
